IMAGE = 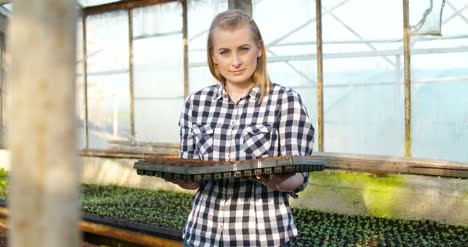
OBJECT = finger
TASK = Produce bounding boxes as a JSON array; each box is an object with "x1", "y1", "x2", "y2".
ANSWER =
[{"x1": 260, "y1": 176, "x2": 271, "y2": 183}]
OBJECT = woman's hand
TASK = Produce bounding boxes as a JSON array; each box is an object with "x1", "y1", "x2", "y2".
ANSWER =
[
  {"x1": 163, "y1": 178, "x2": 200, "y2": 190},
  {"x1": 250, "y1": 172, "x2": 305, "y2": 192}
]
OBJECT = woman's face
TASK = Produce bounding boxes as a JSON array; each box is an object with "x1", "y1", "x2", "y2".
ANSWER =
[{"x1": 211, "y1": 25, "x2": 262, "y2": 88}]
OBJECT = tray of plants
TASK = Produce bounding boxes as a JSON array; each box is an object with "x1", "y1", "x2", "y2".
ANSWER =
[{"x1": 134, "y1": 155, "x2": 326, "y2": 180}]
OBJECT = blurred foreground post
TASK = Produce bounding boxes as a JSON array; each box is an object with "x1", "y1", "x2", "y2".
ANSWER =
[{"x1": 7, "y1": 0, "x2": 79, "y2": 247}]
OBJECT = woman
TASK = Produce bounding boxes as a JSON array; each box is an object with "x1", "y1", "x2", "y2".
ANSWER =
[{"x1": 169, "y1": 9, "x2": 315, "y2": 247}]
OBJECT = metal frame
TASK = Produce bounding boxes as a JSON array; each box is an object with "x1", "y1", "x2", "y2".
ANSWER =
[
  {"x1": 80, "y1": 0, "x2": 184, "y2": 149},
  {"x1": 82, "y1": 0, "x2": 178, "y2": 16},
  {"x1": 403, "y1": 0, "x2": 412, "y2": 157},
  {"x1": 8, "y1": 0, "x2": 459, "y2": 165},
  {"x1": 182, "y1": 0, "x2": 188, "y2": 99},
  {"x1": 315, "y1": 0, "x2": 324, "y2": 152},
  {"x1": 128, "y1": 8, "x2": 135, "y2": 140},
  {"x1": 82, "y1": 14, "x2": 89, "y2": 149},
  {"x1": 0, "y1": 32, "x2": 3, "y2": 147}
]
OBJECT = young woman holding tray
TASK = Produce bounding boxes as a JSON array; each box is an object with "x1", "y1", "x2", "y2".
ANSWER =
[{"x1": 165, "y1": 9, "x2": 315, "y2": 247}]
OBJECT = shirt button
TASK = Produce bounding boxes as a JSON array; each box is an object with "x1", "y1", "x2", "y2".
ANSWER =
[
  {"x1": 218, "y1": 224, "x2": 223, "y2": 230},
  {"x1": 230, "y1": 120, "x2": 235, "y2": 125}
]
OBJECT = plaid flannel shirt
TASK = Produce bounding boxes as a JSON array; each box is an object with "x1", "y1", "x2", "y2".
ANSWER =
[{"x1": 179, "y1": 83, "x2": 315, "y2": 247}]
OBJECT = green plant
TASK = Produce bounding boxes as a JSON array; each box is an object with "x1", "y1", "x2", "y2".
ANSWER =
[
  {"x1": 0, "y1": 168, "x2": 8, "y2": 199},
  {"x1": 2, "y1": 183, "x2": 466, "y2": 246}
]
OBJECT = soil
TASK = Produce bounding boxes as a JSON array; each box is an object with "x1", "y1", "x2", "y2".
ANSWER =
[
  {"x1": 0, "y1": 225, "x2": 97, "y2": 247},
  {"x1": 139, "y1": 155, "x2": 317, "y2": 167}
]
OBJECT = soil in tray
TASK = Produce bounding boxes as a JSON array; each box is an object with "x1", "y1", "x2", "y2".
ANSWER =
[
  {"x1": 138, "y1": 155, "x2": 317, "y2": 167},
  {"x1": 0, "y1": 225, "x2": 98, "y2": 247}
]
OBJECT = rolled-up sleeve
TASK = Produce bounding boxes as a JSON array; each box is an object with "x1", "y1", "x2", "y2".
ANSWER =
[
  {"x1": 278, "y1": 89, "x2": 315, "y2": 197},
  {"x1": 179, "y1": 96, "x2": 197, "y2": 159}
]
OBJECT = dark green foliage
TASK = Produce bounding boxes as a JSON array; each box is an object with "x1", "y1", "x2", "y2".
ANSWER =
[
  {"x1": 0, "y1": 168, "x2": 8, "y2": 200},
  {"x1": 81, "y1": 184, "x2": 192, "y2": 230},
  {"x1": 81, "y1": 184, "x2": 467, "y2": 247},
  {"x1": 292, "y1": 208, "x2": 467, "y2": 247}
]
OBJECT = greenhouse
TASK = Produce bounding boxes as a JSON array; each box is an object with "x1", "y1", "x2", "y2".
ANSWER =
[{"x1": 0, "y1": 0, "x2": 466, "y2": 246}]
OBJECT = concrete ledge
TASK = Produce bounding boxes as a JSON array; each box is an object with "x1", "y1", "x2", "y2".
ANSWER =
[
  {"x1": 79, "y1": 156, "x2": 193, "y2": 194},
  {"x1": 291, "y1": 170, "x2": 467, "y2": 225}
]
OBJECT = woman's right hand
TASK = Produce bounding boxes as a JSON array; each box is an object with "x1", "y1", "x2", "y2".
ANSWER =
[{"x1": 163, "y1": 178, "x2": 200, "y2": 190}]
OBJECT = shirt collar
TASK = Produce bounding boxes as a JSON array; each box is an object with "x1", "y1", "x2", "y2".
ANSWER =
[
  {"x1": 214, "y1": 84, "x2": 227, "y2": 101},
  {"x1": 214, "y1": 84, "x2": 261, "y2": 102},
  {"x1": 248, "y1": 85, "x2": 261, "y2": 100}
]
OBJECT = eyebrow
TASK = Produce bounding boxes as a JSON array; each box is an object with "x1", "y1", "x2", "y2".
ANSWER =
[{"x1": 216, "y1": 44, "x2": 251, "y2": 51}]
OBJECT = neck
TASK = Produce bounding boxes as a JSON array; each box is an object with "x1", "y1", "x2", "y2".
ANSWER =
[{"x1": 225, "y1": 82, "x2": 253, "y2": 104}]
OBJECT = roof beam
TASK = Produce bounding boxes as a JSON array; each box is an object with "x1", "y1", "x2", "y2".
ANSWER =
[{"x1": 83, "y1": 0, "x2": 178, "y2": 16}]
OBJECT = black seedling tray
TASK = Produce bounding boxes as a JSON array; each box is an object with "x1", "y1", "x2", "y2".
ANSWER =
[{"x1": 134, "y1": 156, "x2": 326, "y2": 180}]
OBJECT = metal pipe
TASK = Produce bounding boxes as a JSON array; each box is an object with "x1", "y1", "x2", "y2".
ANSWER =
[
  {"x1": 315, "y1": 0, "x2": 324, "y2": 152},
  {"x1": 0, "y1": 33, "x2": 3, "y2": 147},
  {"x1": 7, "y1": 1, "x2": 80, "y2": 246},
  {"x1": 182, "y1": 0, "x2": 189, "y2": 99},
  {"x1": 128, "y1": 8, "x2": 136, "y2": 141},
  {"x1": 189, "y1": 46, "x2": 468, "y2": 67},
  {"x1": 82, "y1": 14, "x2": 89, "y2": 149},
  {"x1": 403, "y1": 0, "x2": 412, "y2": 157},
  {"x1": 83, "y1": 0, "x2": 177, "y2": 16}
]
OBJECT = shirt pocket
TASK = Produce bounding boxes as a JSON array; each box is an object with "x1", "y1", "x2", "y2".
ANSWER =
[
  {"x1": 241, "y1": 124, "x2": 273, "y2": 158},
  {"x1": 192, "y1": 124, "x2": 214, "y2": 157}
]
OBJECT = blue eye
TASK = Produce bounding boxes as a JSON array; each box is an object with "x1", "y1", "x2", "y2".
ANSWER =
[{"x1": 220, "y1": 50, "x2": 228, "y2": 55}]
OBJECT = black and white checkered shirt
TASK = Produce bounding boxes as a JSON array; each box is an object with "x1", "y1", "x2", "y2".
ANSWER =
[{"x1": 179, "y1": 83, "x2": 315, "y2": 247}]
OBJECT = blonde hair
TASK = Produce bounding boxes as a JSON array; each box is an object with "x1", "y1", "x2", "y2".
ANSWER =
[{"x1": 207, "y1": 9, "x2": 271, "y2": 104}]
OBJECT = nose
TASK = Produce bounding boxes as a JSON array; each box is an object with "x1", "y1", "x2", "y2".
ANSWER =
[{"x1": 231, "y1": 53, "x2": 242, "y2": 68}]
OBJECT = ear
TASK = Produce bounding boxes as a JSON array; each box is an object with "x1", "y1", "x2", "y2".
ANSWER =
[{"x1": 257, "y1": 42, "x2": 263, "y2": 58}]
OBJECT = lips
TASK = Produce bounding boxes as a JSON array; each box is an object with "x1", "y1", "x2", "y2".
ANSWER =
[{"x1": 230, "y1": 69, "x2": 245, "y2": 75}]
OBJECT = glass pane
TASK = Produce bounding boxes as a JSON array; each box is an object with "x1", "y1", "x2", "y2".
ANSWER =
[
  {"x1": 133, "y1": 3, "x2": 183, "y2": 144},
  {"x1": 87, "y1": 74, "x2": 130, "y2": 149},
  {"x1": 189, "y1": 66, "x2": 217, "y2": 95},
  {"x1": 135, "y1": 99, "x2": 184, "y2": 143},
  {"x1": 133, "y1": 35, "x2": 184, "y2": 98},
  {"x1": 76, "y1": 20, "x2": 85, "y2": 149},
  {"x1": 322, "y1": 0, "x2": 404, "y2": 156},
  {"x1": 411, "y1": 2, "x2": 468, "y2": 162},
  {"x1": 86, "y1": 11, "x2": 129, "y2": 74},
  {"x1": 76, "y1": 75, "x2": 86, "y2": 149},
  {"x1": 85, "y1": 11, "x2": 130, "y2": 149},
  {"x1": 0, "y1": 32, "x2": 4, "y2": 146},
  {"x1": 254, "y1": 0, "x2": 318, "y2": 152},
  {"x1": 324, "y1": 76, "x2": 405, "y2": 156},
  {"x1": 437, "y1": 0, "x2": 468, "y2": 36},
  {"x1": 133, "y1": 2, "x2": 182, "y2": 36},
  {"x1": 187, "y1": 0, "x2": 227, "y2": 94}
]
